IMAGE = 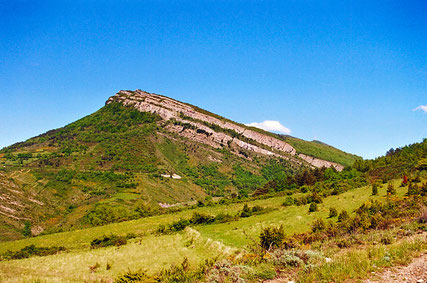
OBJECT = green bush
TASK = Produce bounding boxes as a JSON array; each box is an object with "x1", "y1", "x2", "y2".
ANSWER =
[
  {"x1": 372, "y1": 183, "x2": 378, "y2": 195},
  {"x1": 282, "y1": 196, "x2": 295, "y2": 207},
  {"x1": 309, "y1": 202, "x2": 318, "y2": 213},
  {"x1": 260, "y1": 225, "x2": 285, "y2": 250},
  {"x1": 338, "y1": 210, "x2": 350, "y2": 222},
  {"x1": 169, "y1": 219, "x2": 191, "y2": 232},
  {"x1": 311, "y1": 219, "x2": 326, "y2": 233},
  {"x1": 386, "y1": 181, "x2": 396, "y2": 195},
  {"x1": 190, "y1": 213, "x2": 215, "y2": 225},
  {"x1": 240, "y1": 203, "x2": 252, "y2": 218},
  {"x1": 22, "y1": 221, "x2": 32, "y2": 237},
  {"x1": 214, "y1": 213, "x2": 236, "y2": 223},
  {"x1": 90, "y1": 234, "x2": 127, "y2": 249},
  {"x1": 328, "y1": 207, "x2": 338, "y2": 218},
  {"x1": 1, "y1": 245, "x2": 65, "y2": 260}
]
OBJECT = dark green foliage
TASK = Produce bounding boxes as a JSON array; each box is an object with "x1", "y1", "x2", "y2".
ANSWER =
[
  {"x1": 169, "y1": 219, "x2": 191, "y2": 232},
  {"x1": 259, "y1": 225, "x2": 285, "y2": 250},
  {"x1": 407, "y1": 182, "x2": 420, "y2": 196},
  {"x1": 190, "y1": 213, "x2": 215, "y2": 225},
  {"x1": 354, "y1": 138, "x2": 427, "y2": 181},
  {"x1": 372, "y1": 183, "x2": 378, "y2": 195},
  {"x1": 213, "y1": 213, "x2": 236, "y2": 223},
  {"x1": 329, "y1": 207, "x2": 338, "y2": 218},
  {"x1": 231, "y1": 165, "x2": 266, "y2": 196},
  {"x1": 283, "y1": 195, "x2": 425, "y2": 249},
  {"x1": 1, "y1": 245, "x2": 65, "y2": 260},
  {"x1": 337, "y1": 210, "x2": 350, "y2": 223},
  {"x1": 387, "y1": 181, "x2": 396, "y2": 195},
  {"x1": 85, "y1": 204, "x2": 135, "y2": 226},
  {"x1": 22, "y1": 221, "x2": 32, "y2": 237},
  {"x1": 186, "y1": 164, "x2": 231, "y2": 196},
  {"x1": 134, "y1": 201, "x2": 156, "y2": 217},
  {"x1": 311, "y1": 218, "x2": 326, "y2": 233},
  {"x1": 90, "y1": 234, "x2": 127, "y2": 249},
  {"x1": 240, "y1": 203, "x2": 252, "y2": 218},
  {"x1": 282, "y1": 196, "x2": 295, "y2": 207},
  {"x1": 309, "y1": 202, "x2": 318, "y2": 213},
  {"x1": 240, "y1": 204, "x2": 269, "y2": 218}
]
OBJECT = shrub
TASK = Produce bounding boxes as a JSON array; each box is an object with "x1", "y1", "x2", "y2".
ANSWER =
[
  {"x1": 22, "y1": 221, "x2": 32, "y2": 237},
  {"x1": 169, "y1": 219, "x2": 191, "y2": 232},
  {"x1": 418, "y1": 209, "x2": 427, "y2": 224},
  {"x1": 190, "y1": 213, "x2": 215, "y2": 225},
  {"x1": 214, "y1": 213, "x2": 236, "y2": 223},
  {"x1": 311, "y1": 219, "x2": 326, "y2": 233},
  {"x1": 372, "y1": 183, "x2": 378, "y2": 195},
  {"x1": 115, "y1": 270, "x2": 153, "y2": 283},
  {"x1": 1, "y1": 245, "x2": 65, "y2": 260},
  {"x1": 407, "y1": 182, "x2": 420, "y2": 196},
  {"x1": 338, "y1": 210, "x2": 350, "y2": 222},
  {"x1": 309, "y1": 202, "x2": 318, "y2": 213},
  {"x1": 387, "y1": 181, "x2": 396, "y2": 195},
  {"x1": 90, "y1": 234, "x2": 127, "y2": 249},
  {"x1": 207, "y1": 260, "x2": 245, "y2": 283},
  {"x1": 240, "y1": 203, "x2": 252, "y2": 218},
  {"x1": 260, "y1": 225, "x2": 285, "y2": 250},
  {"x1": 268, "y1": 249, "x2": 303, "y2": 267},
  {"x1": 328, "y1": 207, "x2": 338, "y2": 218},
  {"x1": 282, "y1": 196, "x2": 295, "y2": 207}
]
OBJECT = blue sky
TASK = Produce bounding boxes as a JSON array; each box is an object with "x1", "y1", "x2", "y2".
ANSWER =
[{"x1": 0, "y1": 0, "x2": 425, "y2": 159}]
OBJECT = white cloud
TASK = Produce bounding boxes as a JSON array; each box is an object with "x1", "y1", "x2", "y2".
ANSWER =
[
  {"x1": 414, "y1": 105, "x2": 427, "y2": 113},
  {"x1": 246, "y1": 120, "x2": 291, "y2": 134}
]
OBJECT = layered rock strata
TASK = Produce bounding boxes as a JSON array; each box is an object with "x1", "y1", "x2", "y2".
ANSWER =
[{"x1": 106, "y1": 90, "x2": 344, "y2": 171}]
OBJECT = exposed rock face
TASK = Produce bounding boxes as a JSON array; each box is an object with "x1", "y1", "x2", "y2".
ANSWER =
[{"x1": 106, "y1": 90, "x2": 344, "y2": 171}]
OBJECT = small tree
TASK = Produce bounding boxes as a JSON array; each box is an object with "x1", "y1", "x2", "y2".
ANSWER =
[
  {"x1": 309, "y1": 202, "x2": 318, "y2": 213},
  {"x1": 22, "y1": 221, "x2": 32, "y2": 237},
  {"x1": 338, "y1": 210, "x2": 350, "y2": 223},
  {"x1": 240, "y1": 203, "x2": 252, "y2": 218},
  {"x1": 386, "y1": 181, "x2": 396, "y2": 195},
  {"x1": 407, "y1": 182, "x2": 419, "y2": 196},
  {"x1": 311, "y1": 218, "x2": 325, "y2": 233},
  {"x1": 372, "y1": 183, "x2": 378, "y2": 196},
  {"x1": 259, "y1": 225, "x2": 285, "y2": 250},
  {"x1": 329, "y1": 207, "x2": 338, "y2": 218}
]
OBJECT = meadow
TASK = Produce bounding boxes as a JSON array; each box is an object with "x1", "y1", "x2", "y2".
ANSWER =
[{"x1": 0, "y1": 180, "x2": 410, "y2": 282}]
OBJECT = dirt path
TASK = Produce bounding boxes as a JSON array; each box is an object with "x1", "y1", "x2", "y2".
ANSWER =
[{"x1": 366, "y1": 253, "x2": 427, "y2": 283}]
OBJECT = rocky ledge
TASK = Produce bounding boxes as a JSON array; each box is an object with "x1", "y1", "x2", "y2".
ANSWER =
[{"x1": 106, "y1": 90, "x2": 344, "y2": 171}]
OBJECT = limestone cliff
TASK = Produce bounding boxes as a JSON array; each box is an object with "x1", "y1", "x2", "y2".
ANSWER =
[{"x1": 106, "y1": 90, "x2": 344, "y2": 171}]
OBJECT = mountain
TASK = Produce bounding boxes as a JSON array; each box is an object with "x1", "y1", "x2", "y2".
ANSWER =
[{"x1": 0, "y1": 89, "x2": 360, "y2": 241}]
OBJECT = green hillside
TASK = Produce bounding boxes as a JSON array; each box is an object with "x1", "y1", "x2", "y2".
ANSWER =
[
  {"x1": 0, "y1": 129, "x2": 425, "y2": 281},
  {"x1": 280, "y1": 135, "x2": 361, "y2": 167},
  {"x1": 0, "y1": 102, "x2": 298, "y2": 241}
]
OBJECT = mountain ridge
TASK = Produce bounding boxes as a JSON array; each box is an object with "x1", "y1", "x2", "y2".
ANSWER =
[
  {"x1": 0, "y1": 89, "x2": 360, "y2": 241},
  {"x1": 106, "y1": 89, "x2": 354, "y2": 170}
]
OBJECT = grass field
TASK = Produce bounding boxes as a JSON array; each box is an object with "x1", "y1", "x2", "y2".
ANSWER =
[{"x1": 0, "y1": 180, "x2": 409, "y2": 281}]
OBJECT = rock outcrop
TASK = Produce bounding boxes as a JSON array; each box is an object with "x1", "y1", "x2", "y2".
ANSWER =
[{"x1": 106, "y1": 90, "x2": 344, "y2": 171}]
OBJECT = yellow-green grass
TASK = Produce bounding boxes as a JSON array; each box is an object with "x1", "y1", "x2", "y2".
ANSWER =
[
  {"x1": 0, "y1": 232, "x2": 226, "y2": 282},
  {"x1": 0, "y1": 180, "x2": 406, "y2": 253},
  {"x1": 0, "y1": 180, "x2": 408, "y2": 281},
  {"x1": 197, "y1": 179, "x2": 407, "y2": 247},
  {"x1": 299, "y1": 233, "x2": 426, "y2": 282}
]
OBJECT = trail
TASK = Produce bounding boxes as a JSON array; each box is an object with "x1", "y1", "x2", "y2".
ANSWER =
[{"x1": 366, "y1": 253, "x2": 427, "y2": 283}]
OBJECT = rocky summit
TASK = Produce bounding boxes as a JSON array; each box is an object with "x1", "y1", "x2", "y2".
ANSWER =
[
  {"x1": 107, "y1": 90, "x2": 345, "y2": 171},
  {"x1": 0, "y1": 89, "x2": 360, "y2": 241}
]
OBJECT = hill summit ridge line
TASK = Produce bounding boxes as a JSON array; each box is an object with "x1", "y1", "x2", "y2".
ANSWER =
[{"x1": 107, "y1": 89, "x2": 344, "y2": 171}]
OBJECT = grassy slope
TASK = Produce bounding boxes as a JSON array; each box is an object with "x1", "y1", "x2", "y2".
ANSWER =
[
  {"x1": 0, "y1": 180, "x2": 408, "y2": 281},
  {"x1": 158, "y1": 90, "x2": 360, "y2": 166},
  {"x1": 280, "y1": 136, "x2": 361, "y2": 167}
]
